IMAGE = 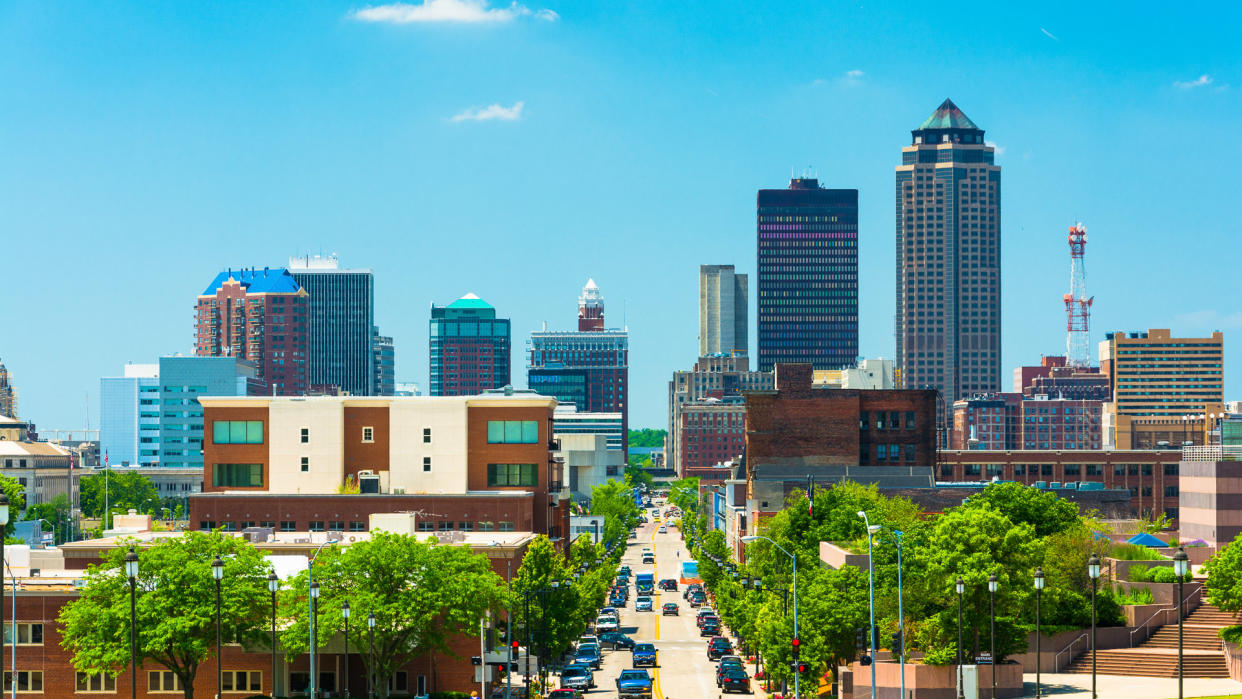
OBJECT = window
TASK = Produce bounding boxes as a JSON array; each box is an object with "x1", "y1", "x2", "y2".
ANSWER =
[
  {"x1": 350, "y1": 521, "x2": 366, "y2": 532},
  {"x1": 1143, "y1": 464, "x2": 1153, "y2": 476},
  {"x1": 1014, "y1": 465, "x2": 1026, "y2": 476},
  {"x1": 423, "y1": 427, "x2": 432, "y2": 444},
  {"x1": 889, "y1": 412, "x2": 900, "y2": 430},
  {"x1": 859, "y1": 412, "x2": 869, "y2": 430},
  {"x1": 905, "y1": 411, "x2": 916, "y2": 429},
  {"x1": 417, "y1": 521, "x2": 435, "y2": 532},
  {"x1": 328, "y1": 521, "x2": 345, "y2": 532},
  {"x1": 1165, "y1": 463, "x2": 1179, "y2": 476},
  {"x1": 904, "y1": 444, "x2": 916, "y2": 462},
  {"x1": 488, "y1": 464, "x2": 538, "y2": 487},
  {"x1": 76, "y1": 673, "x2": 116, "y2": 693},
  {"x1": 3, "y1": 624, "x2": 42, "y2": 646},
  {"x1": 260, "y1": 521, "x2": 275, "y2": 529},
  {"x1": 222, "y1": 671, "x2": 262, "y2": 693},
  {"x1": 423, "y1": 456, "x2": 432, "y2": 473},
  {"x1": 362, "y1": 427, "x2": 374, "y2": 443},
  {"x1": 477, "y1": 521, "x2": 496, "y2": 532},
  {"x1": 390, "y1": 672, "x2": 409, "y2": 693},
  {"x1": 301, "y1": 457, "x2": 309, "y2": 473},
  {"x1": 1165, "y1": 486, "x2": 1179, "y2": 497},
  {"x1": 1041, "y1": 464, "x2": 1054, "y2": 476},
  {"x1": 876, "y1": 444, "x2": 888, "y2": 462},
  {"x1": 309, "y1": 521, "x2": 325, "y2": 532},
  {"x1": 149, "y1": 671, "x2": 184, "y2": 693},
  {"x1": 1114, "y1": 465, "x2": 1125, "y2": 476},
  {"x1": 212, "y1": 464, "x2": 263, "y2": 488},
  {"x1": 289, "y1": 673, "x2": 336, "y2": 694},
  {"x1": 459, "y1": 521, "x2": 475, "y2": 531},
  {"x1": 300, "y1": 428, "x2": 309, "y2": 444},
  {"x1": 487, "y1": 420, "x2": 539, "y2": 444},
  {"x1": 280, "y1": 521, "x2": 296, "y2": 532},
  {"x1": 965, "y1": 464, "x2": 981, "y2": 477},
  {"x1": 940, "y1": 464, "x2": 954, "y2": 478},
  {"x1": 1142, "y1": 486, "x2": 1153, "y2": 497},
  {"x1": 416, "y1": 675, "x2": 426, "y2": 696},
  {"x1": 212, "y1": 421, "x2": 263, "y2": 444},
  {"x1": 1086, "y1": 464, "x2": 1103, "y2": 476},
  {"x1": 3, "y1": 672, "x2": 42, "y2": 693},
  {"x1": 875, "y1": 413, "x2": 886, "y2": 429},
  {"x1": 498, "y1": 521, "x2": 515, "y2": 532}
]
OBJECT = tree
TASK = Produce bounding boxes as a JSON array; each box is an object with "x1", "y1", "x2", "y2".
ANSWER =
[
  {"x1": 626, "y1": 429, "x2": 667, "y2": 448},
  {"x1": 280, "y1": 533, "x2": 503, "y2": 697},
  {"x1": 624, "y1": 464, "x2": 654, "y2": 491},
  {"x1": 962, "y1": 481, "x2": 1080, "y2": 538},
  {"x1": 1206, "y1": 534, "x2": 1242, "y2": 614},
  {"x1": 512, "y1": 536, "x2": 586, "y2": 691},
  {"x1": 24, "y1": 493, "x2": 71, "y2": 544},
  {"x1": 668, "y1": 477, "x2": 700, "y2": 516},
  {"x1": 0, "y1": 475, "x2": 24, "y2": 537},
  {"x1": 589, "y1": 479, "x2": 639, "y2": 546},
  {"x1": 59, "y1": 531, "x2": 271, "y2": 699},
  {"x1": 80, "y1": 471, "x2": 159, "y2": 519}
]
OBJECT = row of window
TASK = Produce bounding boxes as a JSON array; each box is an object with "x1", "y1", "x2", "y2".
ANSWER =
[{"x1": 860, "y1": 411, "x2": 917, "y2": 430}]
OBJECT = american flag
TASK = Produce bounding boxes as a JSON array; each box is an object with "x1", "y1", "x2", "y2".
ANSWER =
[
  {"x1": 104, "y1": 451, "x2": 109, "y2": 469},
  {"x1": 807, "y1": 476, "x2": 814, "y2": 516}
]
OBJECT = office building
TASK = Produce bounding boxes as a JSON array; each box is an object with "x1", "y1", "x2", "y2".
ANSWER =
[
  {"x1": 0, "y1": 440, "x2": 75, "y2": 506},
  {"x1": 288, "y1": 255, "x2": 376, "y2": 396},
  {"x1": 699, "y1": 265, "x2": 748, "y2": 357},
  {"x1": 756, "y1": 179, "x2": 858, "y2": 372},
  {"x1": 676, "y1": 396, "x2": 747, "y2": 481},
  {"x1": 553, "y1": 405, "x2": 624, "y2": 453},
  {"x1": 895, "y1": 99, "x2": 1002, "y2": 431},
  {"x1": 1013, "y1": 355, "x2": 1111, "y2": 401},
  {"x1": 0, "y1": 358, "x2": 16, "y2": 418},
  {"x1": 529, "y1": 280, "x2": 628, "y2": 447},
  {"x1": 557, "y1": 434, "x2": 624, "y2": 500},
  {"x1": 1020, "y1": 396, "x2": 1102, "y2": 450},
  {"x1": 429, "y1": 294, "x2": 511, "y2": 396},
  {"x1": 99, "y1": 364, "x2": 160, "y2": 467},
  {"x1": 1181, "y1": 445, "x2": 1242, "y2": 547},
  {"x1": 374, "y1": 329, "x2": 395, "y2": 396},
  {"x1": 194, "y1": 267, "x2": 308, "y2": 395},
  {"x1": 951, "y1": 393, "x2": 1021, "y2": 450},
  {"x1": 667, "y1": 355, "x2": 773, "y2": 476}
]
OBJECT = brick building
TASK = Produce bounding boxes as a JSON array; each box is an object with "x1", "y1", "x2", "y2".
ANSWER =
[
  {"x1": 429, "y1": 294, "x2": 511, "y2": 397},
  {"x1": 1020, "y1": 395, "x2": 1102, "y2": 450},
  {"x1": 1014, "y1": 355, "x2": 1111, "y2": 400},
  {"x1": 1179, "y1": 446, "x2": 1242, "y2": 548},
  {"x1": 676, "y1": 397, "x2": 747, "y2": 482},
  {"x1": 668, "y1": 355, "x2": 772, "y2": 477},
  {"x1": 951, "y1": 393, "x2": 1021, "y2": 450},
  {"x1": 195, "y1": 268, "x2": 309, "y2": 395}
]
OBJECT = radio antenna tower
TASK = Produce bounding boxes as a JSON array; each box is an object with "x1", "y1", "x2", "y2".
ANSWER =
[{"x1": 1063, "y1": 222, "x2": 1093, "y2": 367}]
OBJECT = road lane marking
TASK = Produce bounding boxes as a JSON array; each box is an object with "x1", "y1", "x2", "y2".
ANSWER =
[{"x1": 650, "y1": 525, "x2": 664, "y2": 699}]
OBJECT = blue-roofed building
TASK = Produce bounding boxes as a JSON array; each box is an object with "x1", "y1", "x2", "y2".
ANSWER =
[{"x1": 195, "y1": 267, "x2": 308, "y2": 395}]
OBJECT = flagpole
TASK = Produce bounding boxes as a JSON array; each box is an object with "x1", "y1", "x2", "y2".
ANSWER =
[{"x1": 104, "y1": 452, "x2": 109, "y2": 532}]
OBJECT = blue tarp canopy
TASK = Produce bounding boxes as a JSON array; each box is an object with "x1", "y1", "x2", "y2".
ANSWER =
[{"x1": 1126, "y1": 532, "x2": 1169, "y2": 547}]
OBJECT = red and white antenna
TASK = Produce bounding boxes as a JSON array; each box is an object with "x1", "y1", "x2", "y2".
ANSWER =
[{"x1": 1064, "y1": 223, "x2": 1093, "y2": 368}]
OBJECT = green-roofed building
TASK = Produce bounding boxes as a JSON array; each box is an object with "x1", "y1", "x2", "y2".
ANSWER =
[
  {"x1": 429, "y1": 293, "x2": 512, "y2": 396},
  {"x1": 896, "y1": 99, "x2": 1002, "y2": 438}
]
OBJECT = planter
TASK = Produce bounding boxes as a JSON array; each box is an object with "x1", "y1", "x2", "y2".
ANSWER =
[
  {"x1": 1110, "y1": 557, "x2": 1173, "y2": 584},
  {"x1": 1225, "y1": 640, "x2": 1242, "y2": 683},
  {"x1": 1124, "y1": 603, "x2": 1165, "y2": 628},
  {"x1": 1116, "y1": 579, "x2": 1201, "y2": 607},
  {"x1": 819, "y1": 541, "x2": 870, "y2": 569},
  {"x1": 849, "y1": 660, "x2": 1023, "y2": 699}
]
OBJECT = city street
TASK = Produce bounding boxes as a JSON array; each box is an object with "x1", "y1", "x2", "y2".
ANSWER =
[{"x1": 564, "y1": 507, "x2": 742, "y2": 699}]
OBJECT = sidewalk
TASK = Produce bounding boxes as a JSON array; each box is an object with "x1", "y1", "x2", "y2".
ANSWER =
[{"x1": 1021, "y1": 672, "x2": 1242, "y2": 698}]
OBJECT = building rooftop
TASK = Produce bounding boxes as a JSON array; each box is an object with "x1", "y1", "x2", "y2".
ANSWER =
[
  {"x1": 445, "y1": 293, "x2": 494, "y2": 310},
  {"x1": 200, "y1": 267, "x2": 302, "y2": 296},
  {"x1": 0, "y1": 441, "x2": 70, "y2": 457},
  {"x1": 918, "y1": 98, "x2": 980, "y2": 131}
]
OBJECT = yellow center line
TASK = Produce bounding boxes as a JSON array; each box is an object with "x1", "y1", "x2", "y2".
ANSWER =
[{"x1": 649, "y1": 524, "x2": 664, "y2": 699}]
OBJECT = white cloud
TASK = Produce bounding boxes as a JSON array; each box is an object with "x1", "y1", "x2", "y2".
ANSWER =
[
  {"x1": 1174, "y1": 74, "x2": 1213, "y2": 89},
  {"x1": 985, "y1": 140, "x2": 1006, "y2": 155},
  {"x1": 1040, "y1": 27, "x2": 1059, "y2": 41},
  {"x1": 450, "y1": 101, "x2": 524, "y2": 122},
  {"x1": 844, "y1": 69, "x2": 864, "y2": 79},
  {"x1": 352, "y1": 0, "x2": 558, "y2": 24}
]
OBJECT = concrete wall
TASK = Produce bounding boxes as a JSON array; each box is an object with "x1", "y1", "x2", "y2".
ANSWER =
[{"x1": 849, "y1": 661, "x2": 1023, "y2": 699}]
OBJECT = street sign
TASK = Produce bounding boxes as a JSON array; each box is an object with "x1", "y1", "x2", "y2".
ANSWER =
[{"x1": 975, "y1": 652, "x2": 993, "y2": 665}]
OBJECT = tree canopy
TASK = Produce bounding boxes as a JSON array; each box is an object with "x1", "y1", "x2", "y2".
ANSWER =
[
  {"x1": 1206, "y1": 534, "x2": 1242, "y2": 614},
  {"x1": 961, "y1": 481, "x2": 1081, "y2": 538},
  {"x1": 589, "y1": 479, "x2": 640, "y2": 546},
  {"x1": 80, "y1": 470, "x2": 159, "y2": 520},
  {"x1": 626, "y1": 429, "x2": 666, "y2": 448}
]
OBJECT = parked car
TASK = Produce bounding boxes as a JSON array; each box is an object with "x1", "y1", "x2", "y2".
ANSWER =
[
  {"x1": 560, "y1": 666, "x2": 594, "y2": 692},
  {"x1": 707, "y1": 636, "x2": 733, "y2": 661},
  {"x1": 574, "y1": 645, "x2": 602, "y2": 669},
  {"x1": 632, "y1": 642, "x2": 658, "y2": 668},
  {"x1": 684, "y1": 583, "x2": 703, "y2": 600},
  {"x1": 689, "y1": 593, "x2": 706, "y2": 608},
  {"x1": 549, "y1": 689, "x2": 578, "y2": 699},
  {"x1": 659, "y1": 579, "x2": 678, "y2": 591},
  {"x1": 616, "y1": 669, "x2": 653, "y2": 699},
  {"x1": 716, "y1": 656, "x2": 743, "y2": 686},
  {"x1": 595, "y1": 616, "x2": 619, "y2": 633},
  {"x1": 600, "y1": 607, "x2": 620, "y2": 620},
  {"x1": 636, "y1": 596, "x2": 653, "y2": 612},
  {"x1": 700, "y1": 619, "x2": 721, "y2": 636},
  {"x1": 697, "y1": 614, "x2": 720, "y2": 630},
  {"x1": 578, "y1": 634, "x2": 599, "y2": 648},
  {"x1": 720, "y1": 667, "x2": 750, "y2": 693},
  {"x1": 618, "y1": 566, "x2": 632, "y2": 576},
  {"x1": 628, "y1": 529, "x2": 638, "y2": 539},
  {"x1": 599, "y1": 631, "x2": 636, "y2": 650},
  {"x1": 661, "y1": 602, "x2": 679, "y2": 616}
]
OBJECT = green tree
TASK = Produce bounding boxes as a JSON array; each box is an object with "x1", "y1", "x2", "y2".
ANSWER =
[
  {"x1": 23, "y1": 493, "x2": 71, "y2": 544},
  {"x1": 627, "y1": 429, "x2": 667, "y2": 448},
  {"x1": 80, "y1": 471, "x2": 159, "y2": 519},
  {"x1": 512, "y1": 536, "x2": 585, "y2": 689},
  {"x1": 962, "y1": 481, "x2": 1080, "y2": 538},
  {"x1": 1206, "y1": 535, "x2": 1242, "y2": 614},
  {"x1": 589, "y1": 479, "x2": 640, "y2": 546},
  {"x1": 624, "y1": 464, "x2": 655, "y2": 491},
  {"x1": 59, "y1": 531, "x2": 271, "y2": 699},
  {"x1": 0, "y1": 475, "x2": 25, "y2": 537},
  {"x1": 280, "y1": 533, "x2": 503, "y2": 697},
  {"x1": 694, "y1": 530, "x2": 732, "y2": 588},
  {"x1": 668, "y1": 477, "x2": 700, "y2": 516}
]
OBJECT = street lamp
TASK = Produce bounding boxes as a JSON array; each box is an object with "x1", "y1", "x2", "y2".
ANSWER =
[
  {"x1": 742, "y1": 535, "x2": 798, "y2": 699},
  {"x1": 1174, "y1": 547, "x2": 1190, "y2": 699},
  {"x1": 1088, "y1": 553, "x2": 1101, "y2": 699},
  {"x1": 367, "y1": 612, "x2": 376, "y2": 699},
  {"x1": 893, "y1": 530, "x2": 906, "y2": 699},
  {"x1": 211, "y1": 555, "x2": 224, "y2": 699},
  {"x1": 955, "y1": 577, "x2": 965, "y2": 699},
  {"x1": 0, "y1": 491, "x2": 8, "y2": 687},
  {"x1": 1034, "y1": 568, "x2": 1045, "y2": 697},
  {"x1": 342, "y1": 601, "x2": 351, "y2": 698},
  {"x1": 309, "y1": 581, "x2": 321, "y2": 698},
  {"x1": 857, "y1": 511, "x2": 880, "y2": 699},
  {"x1": 987, "y1": 574, "x2": 998, "y2": 698},
  {"x1": 268, "y1": 572, "x2": 279, "y2": 697},
  {"x1": 124, "y1": 547, "x2": 139, "y2": 699}
]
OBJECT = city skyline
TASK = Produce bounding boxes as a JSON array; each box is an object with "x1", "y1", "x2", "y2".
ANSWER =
[{"x1": 4, "y1": 1, "x2": 1241, "y2": 429}]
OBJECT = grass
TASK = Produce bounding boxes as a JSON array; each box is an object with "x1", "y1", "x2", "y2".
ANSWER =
[{"x1": 1113, "y1": 542, "x2": 1167, "y2": 561}]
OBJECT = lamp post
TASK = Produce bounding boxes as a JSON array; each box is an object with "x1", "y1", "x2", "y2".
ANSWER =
[
  {"x1": 742, "y1": 535, "x2": 797, "y2": 699},
  {"x1": 988, "y1": 574, "x2": 997, "y2": 698},
  {"x1": 367, "y1": 612, "x2": 376, "y2": 699},
  {"x1": 309, "y1": 581, "x2": 320, "y2": 699},
  {"x1": 211, "y1": 555, "x2": 224, "y2": 699},
  {"x1": 1174, "y1": 547, "x2": 1190, "y2": 699},
  {"x1": 1034, "y1": 568, "x2": 1045, "y2": 697},
  {"x1": 124, "y1": 547, "x2": 139, "y2": 699},
  {"x1": 1088, "y1": 553, "x2": 1101, "y2": 699},
  {"x1": 956, "y1": 577, "x2": 965, "y2": 699},
  {"x1": 0, "y1": 491, "x2": 8, "y2": 686},
  {"x1": 857, "y1": 511, "x2": 880, "y2": 699},
  {"x1": 268, "y1": 572, "x2": 279, "y2": 698},
  {"x1": 342, "y1": 601, "x2": 351, "y2": 698},
  {"x1": 894, "y1": 530, "x2": 906, "y2": 699}
]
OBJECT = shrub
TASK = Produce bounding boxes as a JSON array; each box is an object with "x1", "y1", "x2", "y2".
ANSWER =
[
  {"x1": 1129, "y1": 564, "x2": 1151, "y2": 582},
  {"x1": 1150, "y1": 567, "x2": 1177, "y2": 583},
  {"x1": 1113, "y1": 586, "x2": 1154, "y2": 605},
  {"x1": 1113, "y1": 543, "x2": 1165, "y2": 561},
  {"x1": 1221, "y1": 625, "x2": 1242, "y2": 645}
]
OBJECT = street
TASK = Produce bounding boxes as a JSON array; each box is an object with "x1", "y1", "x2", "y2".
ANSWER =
[{"x1": 562, "y1": 507, "x2": 742, "y2": 699}]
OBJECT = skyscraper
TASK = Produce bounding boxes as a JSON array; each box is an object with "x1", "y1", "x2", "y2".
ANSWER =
[
  {"x1": 0, "y1": 359, "x2": 16, "y2": 418},
  {"x1": 895, "y1": 99, "x2": 1001, "y2": 432},
  {"x1": 373, "y1": 328, "x2": 395, "y2": 397},
  {"x1": 699, "y1": 265, "x2": 748, "y2": 357},
  {"x1": 429, "y1": 294, "x2": 511, "y2": 396},
  {"x1": 289, "y1": 255, "x2": 376, "y2": 396},
  {"x1": 529, "y1": 280, "x2": 629, "y2": 448},
  {"x1": 756, "y1": 179, "x2": 858, "y2": 372},
  {"x1": 194, "y1": 267, "x2": 309, "y2": 395},
  {"x1": 100, "y1": 363, "x2": 160, "y2": 467}
]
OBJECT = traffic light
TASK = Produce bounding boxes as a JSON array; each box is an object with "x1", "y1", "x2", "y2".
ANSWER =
[
  {"x1": 791, "y1": 637, "x2": 800, "y2": 660},
  {"x1": 855, "y1": 627, "x2": 866, "y2": 652},
  {"x1": 860, "y1": 655, "x2": 872, "y2": 667},
  {"x1": 796, "y1": 662, "x2": 808, "y2": 674},
  {"x1": 891, "y1": 630, "x2": 903, "y2": 657}
]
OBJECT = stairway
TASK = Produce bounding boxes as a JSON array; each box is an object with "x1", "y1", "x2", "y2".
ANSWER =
[{"x1": 1062, "y1": 604, "x2": 1239, "y2": 678}]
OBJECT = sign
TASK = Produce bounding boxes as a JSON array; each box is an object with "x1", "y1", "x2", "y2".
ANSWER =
[{"x1": 975, "y1": 652, "x2": 993, "y2": 665}]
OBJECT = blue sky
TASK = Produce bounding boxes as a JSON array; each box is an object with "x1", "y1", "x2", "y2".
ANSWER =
[{"x1": 3, "y1": 0, "x2": 1240, "y2": 431}]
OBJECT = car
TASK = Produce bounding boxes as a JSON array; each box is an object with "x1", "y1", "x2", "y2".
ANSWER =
[
  {"x1": 601, "y1": 607, "x2": 620, "y2": 619},
  {"x1": 689, "y1": 593, "x2": 705, "y2": 608},
  {"x1": 595, "y1": 616, "x2": 619, "y2": 633},
  {"x1": 684, "y1": 583, "x2": 703, "y2": 600},
  {"x1": 700, "y1": 620, "x2": 721, "y2": 636},
  {"x1": 697, "y1": 614, "x2": 720, "y2": 630},
  {"x1": 716, "y1": 656, "x2": 743, "y2": 685},
  {"x1": 610, "y1": 593, "x2": 627, "y2": 607},
  {"x1": 658, "y1": 525, "x2": 667, "y2": 533},
  {"x1": 628, "y1": 530, "x2": 638, "y2": 540},
  {"x1": 598, "y1": 631, "x2": 636, "y2": 650},
  {"x1": 574, "y1": 645, "x2": 602, "y2": 669},
  {"x1": 631, "y1": 642, "x2": 658, "y2": 668},
  {"x1": 549, "y1": 689, "x2": 578, "y2": 699},
  {"x1": 696, "y1": 608, "x2": 716, "y2": 622},
  {"x1": 661, "y1": 602, "x2": 678, "y2": 616},
  {"x1": 659, "y1": 579, "x2": 678, "y2": 591},
  {"x1": 641, "y1": 553, "x2": 655, "y2": 564},
  {"x1": 560, "y1": 666, "x2": 594, "y2": 692},
  {"x1": 635, "y1": 596, "x2": 653, "y2": 612},
  {"x1": 720, "y1": 667, "x2": 751, "y2": 693},
  {"x1": 618, "y1": 566, "x2": 631, "y2": 576},
  {"x1": 707, "y1": 637, "x2": 733, "y2": 661},
  {"x1": 578, "y1": 634, "x2": 599, "y2": 648},
  {"x1": 616, "y1": 669, "x2": 653, "y2": 699},
  {"x1": 490, "y1": 687, "x2": 525, "y2": 699}
]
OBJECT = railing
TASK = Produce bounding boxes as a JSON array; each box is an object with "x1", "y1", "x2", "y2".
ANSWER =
[
  {"x1": 1054, "y1": 633, "x2": 1089, "y2": 672},
  {"x1": 1130, "y1": 586, "x2": 1203, "y2": 647},
  {"x1": 1183, "y1": 445, "x2": 1242, "y2": 462}
]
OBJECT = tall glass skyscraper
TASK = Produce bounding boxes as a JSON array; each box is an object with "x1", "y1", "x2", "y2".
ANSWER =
[
  {"x1": 756, "y1": 179, "x2": 858, "y2": 372},
  {"x1": 289, "y1": 255, "x2": 376, "y2": 396},
  {"x1": 429, "y1": 294, "x2": 511, "y2": 396}
]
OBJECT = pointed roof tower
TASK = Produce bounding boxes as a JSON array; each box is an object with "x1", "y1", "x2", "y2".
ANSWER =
[
  {"x1": 911, "y1": 98, "x2": 985, "y2": 145},
  {"x1": 918, "y1": 99, "x2": 979, "y2": 130},
  {"x1": 578, "y1": 278, "x2": 605, "y2": 331}
]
